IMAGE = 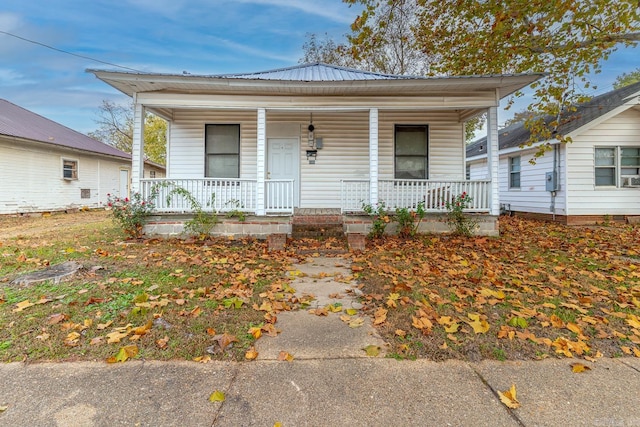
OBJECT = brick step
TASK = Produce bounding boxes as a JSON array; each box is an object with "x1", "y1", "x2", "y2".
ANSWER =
[
  {"x1": 291, "y1": 215, "x2": 343, "y2": 225},
  {"x1": 292, "y1": 223, "x2": 344, "y2": 238}
]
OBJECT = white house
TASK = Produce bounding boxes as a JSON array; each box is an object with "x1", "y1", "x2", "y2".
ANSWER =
[
  {"x1": 0, "y1": 99, "x2": 165, "y2": 215},
  {"x1": 89, "y1": 63, "x2": 541, "y2": 236},
  {"x1": 466, "y1": 81, "x2": 640, "y2": 224}
]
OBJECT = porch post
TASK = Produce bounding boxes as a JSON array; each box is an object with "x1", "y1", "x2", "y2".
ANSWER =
[
  {"x1": 131, "y1": 100, "x2": 145, "y2": 193},
  {"x1": 487, "y1": 106, "x2": 499, "y2": 216},
  {"x1": 369, "y1": 108, "x2": 379, "y2": 206},
  {"x1": 256, "y1": 108, "x2": 266, "y2": 216}
]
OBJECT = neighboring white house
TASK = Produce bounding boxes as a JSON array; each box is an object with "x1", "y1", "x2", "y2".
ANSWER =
[
  {"x1": 466, "y1": 81, "x2": 640, "y2": 224},
  {"x1": 89, "y1": 63, "x2": 541, "y2": 236},
  {"x1": 0, "y1": 99, "x2": 165, "y2": 215}
]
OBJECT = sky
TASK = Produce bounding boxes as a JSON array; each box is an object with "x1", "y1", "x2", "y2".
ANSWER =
[{"x1": 1, "y1": 0, "x2": 638, "y2": 135}]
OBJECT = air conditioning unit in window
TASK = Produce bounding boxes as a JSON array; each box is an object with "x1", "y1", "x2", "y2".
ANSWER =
[{"x1": 621, "y1": 176, "x2": 640, "y2": 187}]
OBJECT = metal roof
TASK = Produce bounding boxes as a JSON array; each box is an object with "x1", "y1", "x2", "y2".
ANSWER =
[
  {"x1": 88, "y1": 63, "x2": 545, "y2": 100},
  {"x1": 466, "y1": 80, "x2": 640, "y2": 158},
  {"x1": 0, "y1": 99, "x2": 130, "y2": 159},
  {"x1": 218, "y1": 62, "x2": 413, "y2": 81}
]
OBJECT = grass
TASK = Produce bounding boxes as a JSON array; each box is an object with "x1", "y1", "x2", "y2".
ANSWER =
[
  {"x1": 0, "y1": 210, "x2": 294, "y2": 363},
  {"x1": 1, "y1": 211, "x2": 639, "y2": 363},
  {"x1": 353, "y1": 216, "x2": 640, "y2": 362}
]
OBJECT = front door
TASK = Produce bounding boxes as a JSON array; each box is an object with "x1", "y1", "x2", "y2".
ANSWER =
[
  {"x1": 267, "y1": 138, "x2": 299, "y2": 208},
  {"x1": 119, "y1": 169, "x2": 130, "y2": 198}
]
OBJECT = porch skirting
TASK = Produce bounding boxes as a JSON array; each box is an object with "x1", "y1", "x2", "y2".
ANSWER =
[{"x1": 143, "y1": 214, "x2": 499, "y2": 238}]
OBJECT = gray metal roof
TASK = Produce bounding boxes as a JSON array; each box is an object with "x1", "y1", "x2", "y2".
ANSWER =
[
  {"x1": 466, "y1": 80, "x2": 640, "y2": 158},
  {"x1": 0, "y1": 99, "x2": 130, "y2": 159},
  {"x1": 218, "y1": 62, "x2": 414, "y2": 81}
]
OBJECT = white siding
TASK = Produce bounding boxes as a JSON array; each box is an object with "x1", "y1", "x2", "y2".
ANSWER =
[
  {"x1": 0, "y1": 138, "x2": 130, "y2": 214},
  {"x1": 565, "y1": 108, "x2": 640, "y2": 215},
  {"x1": 170, "y1": 110, "x2": 258, "y2": 179},
  {"x1": 468, "y1": 159, "x2": 489, "y2": 179},
  {"x1": 167, "y1": 109, "x2": 466, "y2": 208},
  {"x1": 497, "y1": 145, "x2": 567, "y2": 215},
  {"x1": 378, "y1": 111, "x2": 465, "y2": 180}
]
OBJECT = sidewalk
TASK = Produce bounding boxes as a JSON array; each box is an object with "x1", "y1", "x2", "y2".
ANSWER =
[
  {"x1": 0, "y1": 358, "x2": 639, "y2": 426},
  {"x1": 1, "y1": 256, "x2": 639, "y2": 426}
]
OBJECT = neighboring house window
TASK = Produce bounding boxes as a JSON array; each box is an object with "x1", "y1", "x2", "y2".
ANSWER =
[
  {"x1": 150, "y1": 170, "x2": 156, "y2": 178},
  {"x1": 205, "y1": 124, "x2": 240, "y2": 178},
  {"x1": 63, "y1": 159, "x2": 78, "y2": 180},
  {"x1": 621, "y1": 147, "x2": 640, "y2": 186},
  {"x1": 596, "y1": 146, "x2": 640, "y2": 187},
  {"x1": 509, "y1": 156, "x2": 521, "y2": 189},
  {"x1": 466, "y1": 164, "x2": 471, "y2": 180},
  {"x1": 394, "y1": 125, "x2": 428, "y2": 179}
]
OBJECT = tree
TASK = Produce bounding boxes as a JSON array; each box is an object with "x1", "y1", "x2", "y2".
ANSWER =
[
  {"x1": 344, "y1": 0, "x2": 640, "y2": 157},
  {"x1": 301, "y1": 0, "x2": 430, "y2": 76},
  {"x1": 89, "y1": 100, "x2": 167, "y2": 165},
  {"x1": 614, "y1": 68, "x2": 640, "y2": 89},
  {"x1": 299, "y1": 33, "x2": 355, "y2": 67}
]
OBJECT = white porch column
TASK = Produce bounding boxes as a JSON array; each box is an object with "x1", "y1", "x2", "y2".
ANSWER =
[
  {"x1": 486, "y1": 106, "x2": 500, "y2": 215},
  {"x1": 131, "y1": 101, "x2": 145, "y2": 193},
  {"x1": 369, "y1": 108, "x2": 379, "y2": 206},
  {"x1": 256, "y1": 108, "x2": 266, "y2": 216}
]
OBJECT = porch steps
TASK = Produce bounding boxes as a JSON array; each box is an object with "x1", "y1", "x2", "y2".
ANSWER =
[{"x1": 291, "y1": 209, "x2": 345, "y2": 240}]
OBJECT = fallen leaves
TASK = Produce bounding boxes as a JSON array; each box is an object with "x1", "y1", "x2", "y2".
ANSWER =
[
  {"x1": 498, "y1": 384, "x2": 520, "y2": 409},
  {"x1": 106, "y1": 345, "x2": 139, "y2": 363},
  {"x1": 209, "y1": 390, "x2": 225, "y2": 402},
  {"x1": 570, "y1": 362, "x2": 592, "y2": 373}
]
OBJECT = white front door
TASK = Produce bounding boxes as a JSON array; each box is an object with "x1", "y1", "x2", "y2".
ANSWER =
[
  {"x1": 267, "y1": 138, "x2": 299, "y2": 207},
  {"x1": 119, "y1": 169, "x2": 130, "y2": 198}
]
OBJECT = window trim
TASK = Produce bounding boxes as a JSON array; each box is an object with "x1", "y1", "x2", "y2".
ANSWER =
[
  {"x1": 205, "y1": 124, "x2": 241, "y2": 179},
  {"x1": 393, "y1": 124, "x2": 429, "y2": 180},
  {"x1": 508, "y1": 156, "x2": 521, "y2": 189},
  {"x1": 594, "y1": 146, "x2": 640, "y2": 188},
  {"x1": 62, "y1": 158, "x2": 78, "y2": 180}
]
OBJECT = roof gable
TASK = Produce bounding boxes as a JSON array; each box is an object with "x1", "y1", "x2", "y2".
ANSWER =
[
  {"x1": 466, "y1": 81, "x2": 640, "y2": 158},
  {"x1": 0, "y1": 99, "x2": 130, "y2": 159}
]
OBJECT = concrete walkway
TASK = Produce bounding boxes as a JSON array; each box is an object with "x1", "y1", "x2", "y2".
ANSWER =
[
  {"x1": 256, "y1": 256, "x2": 388, "y2": 360},
  {"x1": 0, "y1": 255, "x2": 639, "y2": 426}
]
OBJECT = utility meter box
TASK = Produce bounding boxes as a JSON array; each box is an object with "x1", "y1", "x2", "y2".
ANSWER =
[{"x1": 545, "y1": 171, "x2": 558, "y2": 192}]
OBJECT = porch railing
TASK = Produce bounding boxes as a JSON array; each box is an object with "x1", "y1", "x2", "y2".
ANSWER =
[
  {"x1": 140, "y1": 178, "x2": 294, "y2": 214},
  {"x1": 340, "y1": 179, "x2": 491, "y2": 213},
  {"x1": 266, "y1": 179, "x2": 295, "y2": 214},
  {"x1": 140, "y1": 179, "x2": 257, "y2": 213}
]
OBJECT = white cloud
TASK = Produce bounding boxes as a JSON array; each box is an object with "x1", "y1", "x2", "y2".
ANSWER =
[
  {"x1": 0, "y1": 12, "x2": 22, "y2": 30},
  {"x1": 232, "y1": 0, "x2": 357, "y2": 24}
]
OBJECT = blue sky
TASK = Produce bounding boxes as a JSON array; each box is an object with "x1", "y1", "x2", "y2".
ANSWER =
[{"x1": 1, "y1": 0, "x2": 637, "y2": 135}]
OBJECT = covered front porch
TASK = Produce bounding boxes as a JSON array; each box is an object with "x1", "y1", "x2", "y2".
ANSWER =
[{"x1": 89, "y1": 63, "x2": 542, "y2": 237}]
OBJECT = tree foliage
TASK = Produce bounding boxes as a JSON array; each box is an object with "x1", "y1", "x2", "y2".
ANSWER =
[
  {"x1": 89, "y1": 100, "x2": 167, "y2": 165},
  {"x1": 344, "y1": 0, "x2": 640, "y2": 157},
  {"x1": 614, "y1": 67, "x2": 640, "y2": 89}
]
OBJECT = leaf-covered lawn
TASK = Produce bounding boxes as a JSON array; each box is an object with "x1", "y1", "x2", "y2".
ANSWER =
[
  {"x1": 0, "y1": 212, "x2": 638, "y2": 364},
  {"x1": 354, "y1": 217, "x2": 640, "y2": 361},
  {"x1": 0, "y1": 211, "x2": 296, "y2": 363}
]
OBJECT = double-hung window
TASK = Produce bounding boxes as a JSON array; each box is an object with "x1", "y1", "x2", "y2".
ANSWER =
[
  {"x1": 509, "y1": 156, "x2": 521, "y2": 189},
  {"x1": 595, "y1": 146, "x2": 640, "y2": 187},
  {"x1": 62, "y1": 159, "x2": 78, "y2": 180},
  {"x1": 205, "y1": 124, "x2": 240, "y2": 178},
  {"x1": 394, "y1": 125, "x2": 428, "y2": 179}
]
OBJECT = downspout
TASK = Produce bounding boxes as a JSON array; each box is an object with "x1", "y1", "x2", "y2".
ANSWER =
[{"x1": 550, "y1": 144, "x2": 559, "y2": 220}]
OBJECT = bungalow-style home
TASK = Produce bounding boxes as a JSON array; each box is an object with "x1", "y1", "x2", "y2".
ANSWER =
[
  {"x1": 89, "y1": 63, "x2": 542, "y2": 237},
  {"x1": 466, "y1": 81, "x2": 640, "y2": 224},
  {"x1": 0, "y1": 99, "x2": 165, "y2": 215}
]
